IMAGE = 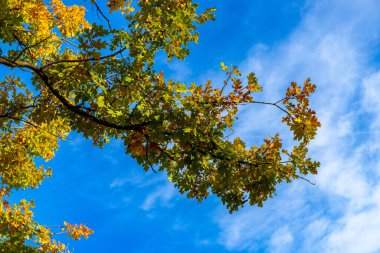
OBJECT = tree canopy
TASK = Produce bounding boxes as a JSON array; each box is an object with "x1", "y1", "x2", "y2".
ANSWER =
[{"x1": 0, "y1": 0, "x2": 321, "y2": 251}]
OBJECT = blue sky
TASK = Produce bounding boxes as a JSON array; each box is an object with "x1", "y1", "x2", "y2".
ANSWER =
[{"x1": 13, "y1": 0, "x2": 380, "y2": 252}]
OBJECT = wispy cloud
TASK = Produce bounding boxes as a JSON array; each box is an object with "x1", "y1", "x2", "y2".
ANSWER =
[
  {"x1": 269, "y1": 226, "x2": 294, "y2": 253},
  {"x1": 167, "y1": 60, "x2": 192, "y2": 81},
  {"x1": 140, "y1": 182, "x2": 177, "y2": 211}
]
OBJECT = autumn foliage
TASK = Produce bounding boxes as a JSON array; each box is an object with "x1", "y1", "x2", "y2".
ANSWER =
[{"x1": 0, "y1": 0, "x2": 320, "y2": 251}]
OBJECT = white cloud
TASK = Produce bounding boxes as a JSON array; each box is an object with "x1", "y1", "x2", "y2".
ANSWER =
[
  {"x1": 324, "y1": 206, "x2": 380, "y2": 253},
  {"x1": 167, "y1": 60, "x2": 192, "y2": 81},
  {"x1": 215, "y1": 0, "x2": 380, "y2": 252},
  {"x1": 140, "y1": 183, "x2": 177, "y2": 211},
  {"x1": 269, "y1": 227, "x2": 294, "y2": 253},
  {"x1": 109, "y1": 171, "x2": 164, "y2": 188},
  {"x1": 301, "y1": 218, "x2": 330, "y2": 251},
  {"x1": 362, "y1": 72, "x2": 380, "y2": 139},
  {"x1": 109, "y1": 177, "x2": 130, "y2": 188},
  {"x1": 215, "y1": 184, "x2": 309, "y2": 252}
]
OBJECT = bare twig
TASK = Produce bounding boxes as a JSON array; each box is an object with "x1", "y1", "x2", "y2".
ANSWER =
[
  {"x1": 249, "y1": 100, "x2": 291, "y2": 116},
  {"x1": 91, "y1": 0, "x2": 112, "y2": 30}
]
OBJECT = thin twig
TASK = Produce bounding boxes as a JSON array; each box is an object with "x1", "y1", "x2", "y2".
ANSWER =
[
  {"x1": 91, "y1": 0, "x2": 112, "y2": 30},
  {"x1": 294, "y1": 174, "x2": 316, "y2": 185},
  {"x1": 40, "y1": 47, "x2": 126, "y2": 69},
  {"x1": 13, "y1": 35, "x2": 52, "y2": 61},
  {"x1": 249, "y1": 100, "x2": 291, "y2": 116}
]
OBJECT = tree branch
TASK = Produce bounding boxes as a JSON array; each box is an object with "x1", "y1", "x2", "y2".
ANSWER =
[
  {"x1": 250, "y1": 100, "x2": 291, "y2": 116},
  {"x1": 40, "y1": 47, "x2": 127, "y2": 69},
  {"x1": 90, "y1": 0, "x2": 112, "y2": 30},
  {"x1": 12, "y1": 35, "x2": 53, "y2": 61},
  {"x1": 0, "y1": 56, "x2": 152, "y2": 131}
]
